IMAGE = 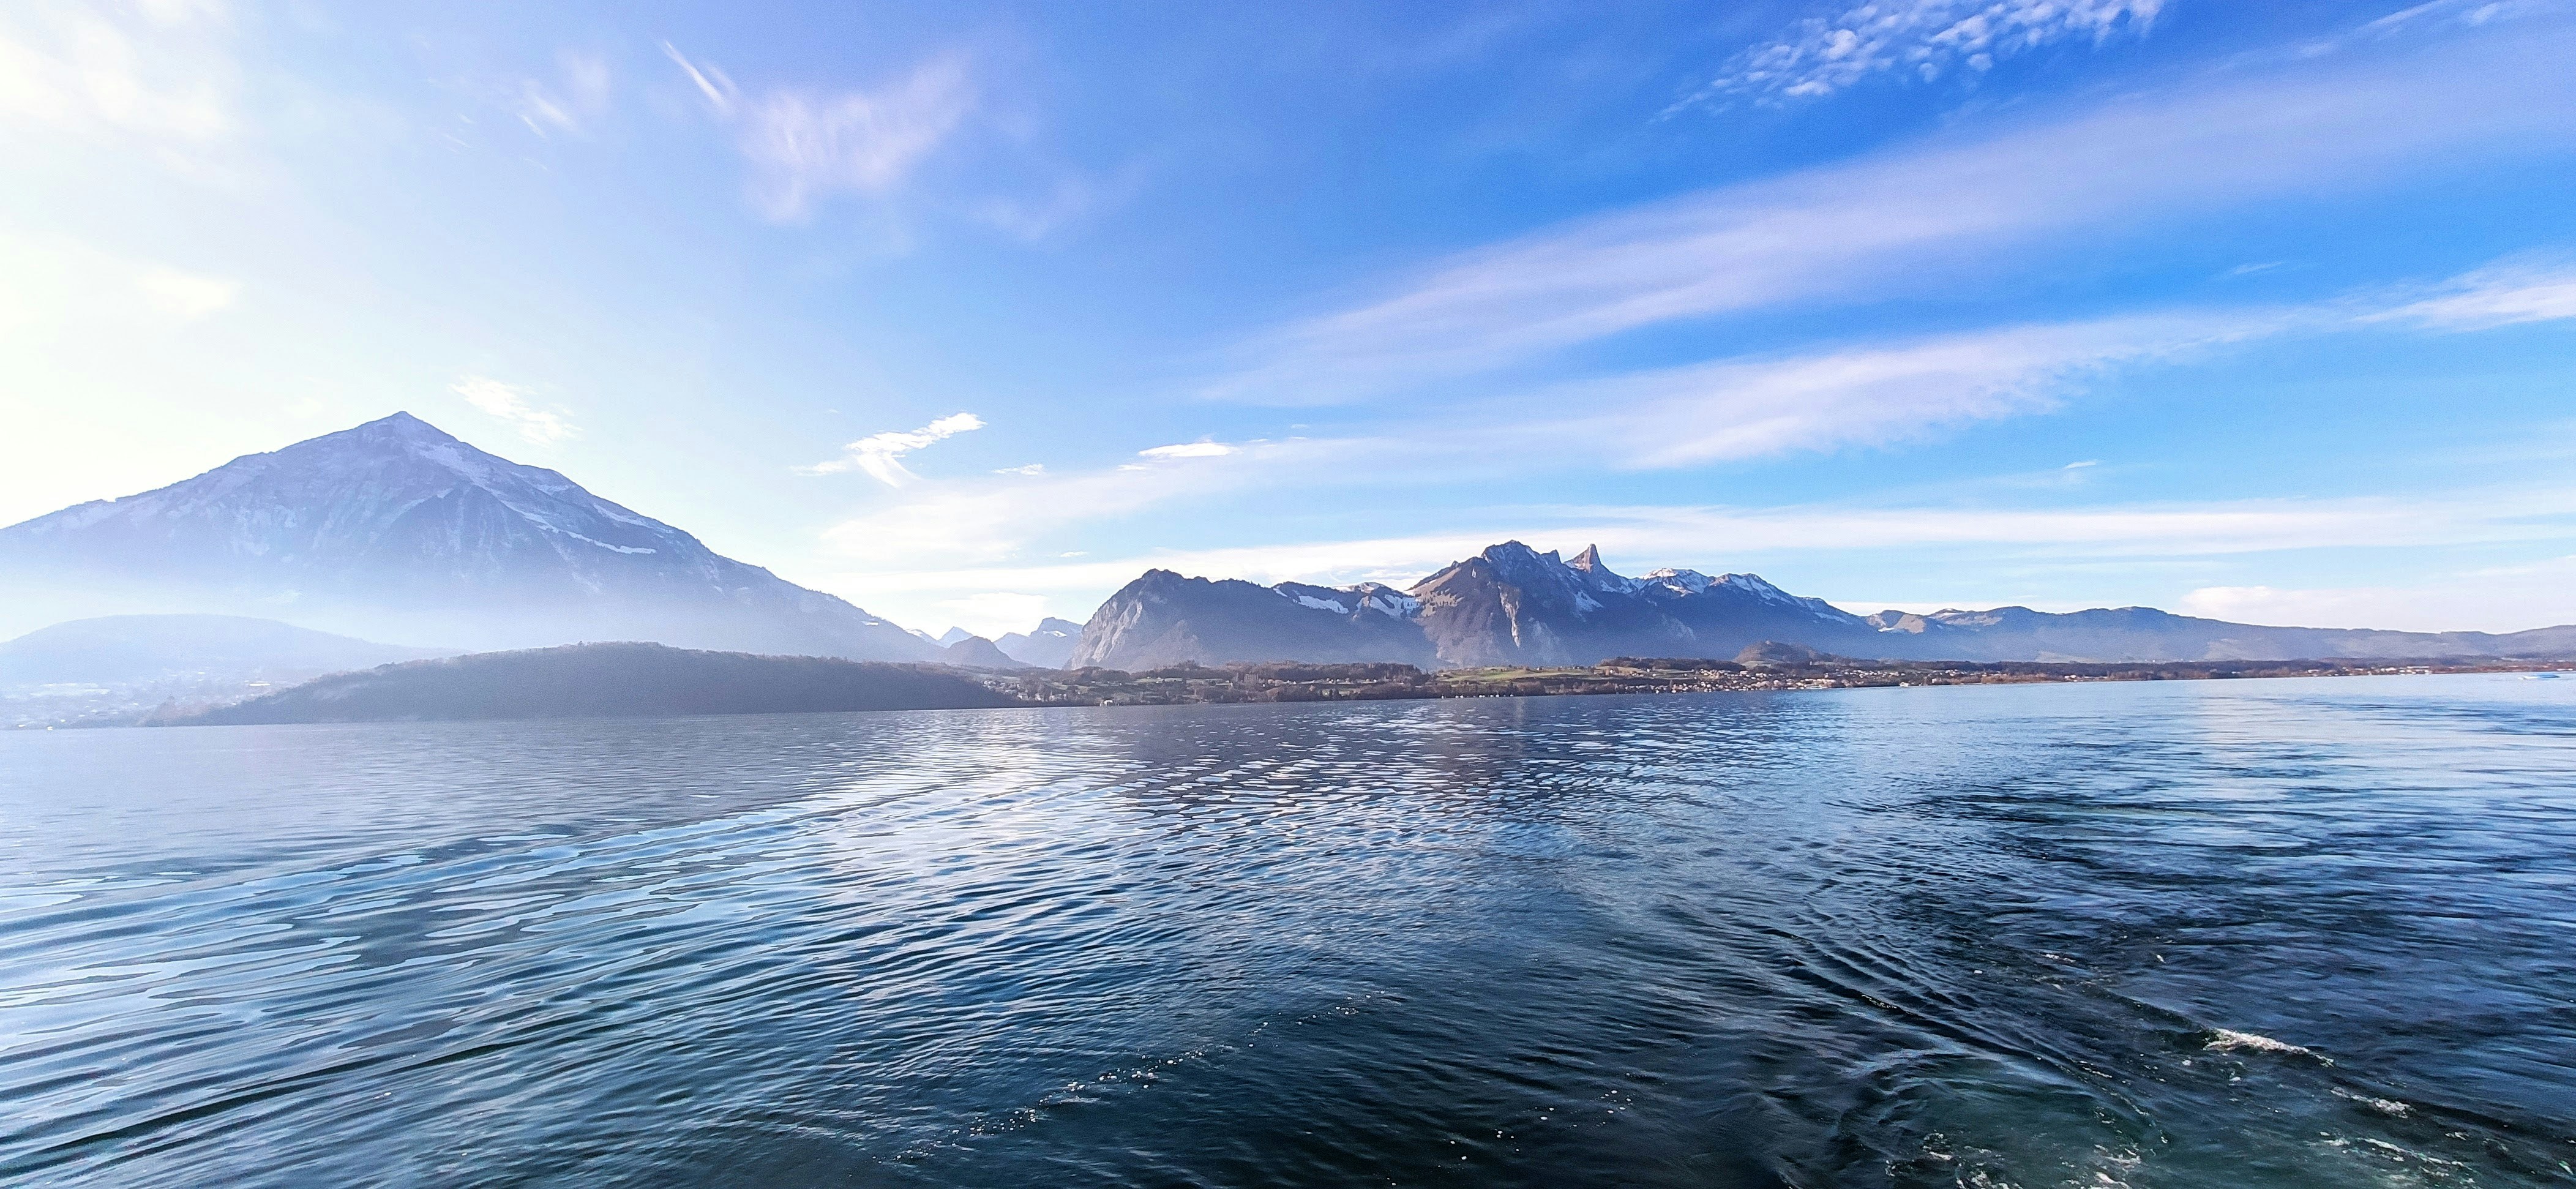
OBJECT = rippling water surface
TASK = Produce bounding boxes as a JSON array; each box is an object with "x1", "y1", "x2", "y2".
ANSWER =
[{"x1": 4, "y1": 674, "x2": 2574, "y2": 1187}]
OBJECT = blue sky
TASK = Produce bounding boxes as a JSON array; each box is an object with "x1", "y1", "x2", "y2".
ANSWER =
[{"x1": 4, "y1": 0, "x2": 2573, "y2": 638}]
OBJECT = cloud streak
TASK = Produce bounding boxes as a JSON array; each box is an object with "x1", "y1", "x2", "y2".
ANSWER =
[
  {"x1": 819, "y1": 435, "x2": 1387, "y2": 564},
  {"x1": 517, "y1": 50, "x2": 610, "y2": 137},
  {"x1": 133, "y1": 264, "x2": 236, "y2": 319},
  {"x1": 2368, "y1": 260, "x2": 2576, "y2": 330},
  {"x1": 1213, "y1": 26, "x2": 2576, "y2": 403},
  {"x1": 817, "y1": 255, "x2": 2576, "y2": 578},
  {"x1": 2179, "y1": 553, "x2": 2576, "y2": 632},
  {"x1": 665, "y1": 43, "x2": 976, "y2": 222},
  {"x1": 813, "y1": 483, "x2": 2576, "y2": 635},
  {"x1": 452, "y1": 377, "x2": 576, "y2": 445},
  {"x1": 800, "y1": 412, "x2": 986, "y2": 486},
  {"x1": 1680, "y1": 0, "x2": 2163, "y2": 107},
  {"x1": 1533, "y1": 311, "x2": 2283, "y2": 468},
  {"x1": 0, "y1": 1, "x2": 235, "y2": 145}
]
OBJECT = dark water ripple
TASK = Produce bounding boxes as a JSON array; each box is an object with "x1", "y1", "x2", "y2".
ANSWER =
[{"x1": 2, "y1": 674, "x2": 2573, "y2": 1187}]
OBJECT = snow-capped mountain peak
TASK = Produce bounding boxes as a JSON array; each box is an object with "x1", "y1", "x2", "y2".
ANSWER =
[
  {"x1": 0, "y1": 413, "x2": 943, "y2": 659},
  {"x1": 1273, "y1": 580, "x2": 1423, "y2": 620}
]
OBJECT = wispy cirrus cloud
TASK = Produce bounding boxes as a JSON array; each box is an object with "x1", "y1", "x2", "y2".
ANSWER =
[
  {"x1": 799, "y1": 412, "x2": 986, "y2": 486},
  {"x1": 814, "y1": 484, "x2": 2576, "y2": 634},
  {"x1": 1679, "y1": 0, "x2": 2163, "y2": 108},
  {"x1": 515, "y1": 50, "x2": 610, "y2": 137},
  {"x1": 819, "y1": 435, "x2": 1385, "y2": 564},
  {"x1": 452, "y1": 377, "x2": 576, "y2": 445},
  {"x1": 1213, "y1": 27, "x2": 2576, "y2": 404},
  {"x1": 820, "y1": 255, "x2": 2576, "y2": 583},
  {"x1": 1533, "y1": 311, "x2": 2282, "y2": 468},
  {"x1": 662, "y1": 42, "x2": 975, "y2": 222},
  {"x1": 134, "y1": 264, "x2": 237, "y2": 319},
  {"x1": 2367, "y1": 260, "x2": 2576, "y2": 330},
  {"x1": 2179, "y1": 553, "x2": 2576, "y2": 632},
  {"x1": 0, "y1": 0, "x2": 236, "y2": 147},
  {"x1": 1488, "y1": 260, "x2": 2576, "y2": 470}
]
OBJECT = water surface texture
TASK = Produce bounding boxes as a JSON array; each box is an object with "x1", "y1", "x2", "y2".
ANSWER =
[{"x1": 3, "y1": 675, "x2": 2573, "y2": 1187}]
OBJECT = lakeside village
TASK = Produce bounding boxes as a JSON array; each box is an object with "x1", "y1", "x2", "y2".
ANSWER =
[{"x1": 984, "y1": 645, "x2": 2575, "y2": 707}]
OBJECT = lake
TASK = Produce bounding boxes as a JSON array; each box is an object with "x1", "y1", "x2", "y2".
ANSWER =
[{"x1": 2, "y1": 674, "x2": 2572, "y2": 1187}]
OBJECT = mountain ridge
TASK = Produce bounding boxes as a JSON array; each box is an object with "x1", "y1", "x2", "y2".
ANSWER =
[
  {"x1": 0, "y1": 413, "x2": 942, "y2": 661},
  {"x1": 1068, "y1": 542, "x2": 2576, "y2": 669}
]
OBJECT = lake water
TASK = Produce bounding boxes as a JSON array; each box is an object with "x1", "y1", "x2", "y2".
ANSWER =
[{"x1": 2, "y1": 674, "x2": 2572, "y2": 1187}]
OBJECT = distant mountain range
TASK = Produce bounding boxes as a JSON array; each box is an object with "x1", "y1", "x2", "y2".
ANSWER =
[
  {"x1": 0, "y1": 413, "x2": 944, "y2": 661},
  {"x1": 1067, "y1": 542, "x2": 2576, "y2": 669},
  {"x1": 9, "y1": 416, "x2": 2568, "y2": 676},
  {"x1": 996, "y1": 618, "x2": 1084, "y2": 667}
]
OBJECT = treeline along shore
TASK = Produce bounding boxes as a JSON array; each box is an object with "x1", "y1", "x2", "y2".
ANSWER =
[
  {"x1": 46, "y1": 640, "x2": 2565, "y2": 728},
  {"x1": 1005, "y1": 648, "x2": 2574, "y2": 707}
]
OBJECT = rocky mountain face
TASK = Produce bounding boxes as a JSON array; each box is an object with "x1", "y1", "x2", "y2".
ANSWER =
[
  {"x1": 0, "y1": 413, "x2": 943, "y2": 661},
  {"x1": 1067, "y1": 570, "x2": 1438, "y2": 669},
  {"x1": 1067, "y1": 542, "x2": 2576, "y2": 669},
  {"x1": 995, "y1": 618, "x2": 1085, "y2": 668}
]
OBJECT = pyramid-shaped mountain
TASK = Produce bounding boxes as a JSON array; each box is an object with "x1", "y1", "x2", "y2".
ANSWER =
[{"x1": 0, "y1": 413, "x2": 942, "y2": 660}]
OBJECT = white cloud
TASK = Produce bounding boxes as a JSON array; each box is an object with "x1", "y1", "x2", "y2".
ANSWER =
[
  {"x1": 2179, "y1": 555, "x2": 2576, "y2": 632},
  {"x1": 1139, "y1": 441, "x2": 1235, "y2": 459},
  {"x1": 745, "y1": 58, "x2": 973, "y2": 220},
  {"x1": 664, "y1": 45, "x2": 975, "y2": 222},
  {"x1": 2357, "y1": 0, "x2": 2544, "y2": 39},
  {"x1": 660, "y1": 42, "x2": 737, "y2": 113},
  {"x1": 808, "y1": 485, "x2": 2576, "y2": 635},
  {"x1": 1535, "y1": 311, "x2": 2282, "y2": 467},
  {"x1": 1213, "y1": 28, "x2": 2576, "y2": 403},
  {"x1": 804, "y1": 257, "x2": 2575, "y2": 587},
  {"x1": 818, "y1": 436, "x2": 1385, "y2": 564},
  {"x1": 0, "y1": 1, "x2": 236, "y2": 144},
  {"x1": 799, "y1": 411, "x2": 985, "y2": 485},
  {"x1": 452, "y1": 376, "x2": 576, "y2": 445},
  {"x1": 1681, "y1": 0, "x2": 2163, "y2": 107},
  {"x1": 133, "y1": 265, "x2": 236, "y2": 319},
  {"x1": 2367, "y1": 261, "x2": 2576, "y2": 330},
  {"x1": 517, "y1": 50, "x2": 610, "y2": 137}
]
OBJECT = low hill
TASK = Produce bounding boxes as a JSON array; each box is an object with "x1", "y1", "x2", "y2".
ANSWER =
[
  {"x1": 162, "y1": 642, "x2": 1022, "y2": 726},
  {"x1": 942, "y1": 635, "x2": 1035, "y2": 669}
]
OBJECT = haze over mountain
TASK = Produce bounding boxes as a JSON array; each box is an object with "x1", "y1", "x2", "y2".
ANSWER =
[
  {"x1": 1069, "y1": 543, "x2": 2576, "y2": 670},
  {"x1": 0, "y1": 414, "x2": 943, "y2": 661},
  {"x1": 165, "y1": 642, "x2": 1017, "y2": 726},
  {"x1": 995, "y1": 618, "x2": 1085, "y2": 668},
  {"x1": 0, "y1": 614, "x2": 446, "y2": 688},
  {"x1": 939, "y1": 636, "x2": 1035, "y2": 670}
]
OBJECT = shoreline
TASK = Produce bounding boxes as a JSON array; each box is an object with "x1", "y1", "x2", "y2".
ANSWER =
[
  {"x1": 16, "y1": 656, "x2": 2569, "y2": 730},
  {"x1": 997, "y1": 657, "x2": 2576, "y2": 708}
]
